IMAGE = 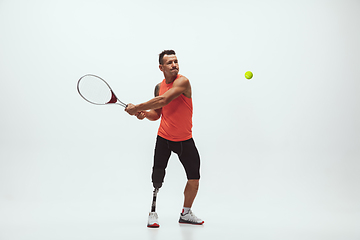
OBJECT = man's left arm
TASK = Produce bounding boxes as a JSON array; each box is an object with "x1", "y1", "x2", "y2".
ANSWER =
[{"x1": 125, "y1": 77, "x2": 190, "y2": 115}]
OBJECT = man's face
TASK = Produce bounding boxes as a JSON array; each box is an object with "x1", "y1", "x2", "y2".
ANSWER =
[{"x1": 160, "y1": 54, "x2": 179, "y2": 76}]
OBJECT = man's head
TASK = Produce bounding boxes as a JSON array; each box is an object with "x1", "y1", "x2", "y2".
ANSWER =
[
  {"x1": 159, "y1": 50, "x2": 176, "y2": 65},
  {"x1": 159, "y1": 50, "x2": 179, "y2": 78}
]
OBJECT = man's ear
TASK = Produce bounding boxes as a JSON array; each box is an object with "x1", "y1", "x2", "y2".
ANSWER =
[{"x1": 159, "y1": 64, "x2": 163, "y2": 72}]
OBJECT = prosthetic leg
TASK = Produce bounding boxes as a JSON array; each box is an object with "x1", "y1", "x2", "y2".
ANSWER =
[{"x1": 147, "y1": 168, "x2": 165, "y2": 228}]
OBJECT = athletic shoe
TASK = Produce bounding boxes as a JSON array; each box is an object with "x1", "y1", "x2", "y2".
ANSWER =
[
  {"x1": 179, "y1": 210, "x2": 204, "y2": 225},
  {"x1": 147, "y1": 212, "x2": 160, "y2": 228}
]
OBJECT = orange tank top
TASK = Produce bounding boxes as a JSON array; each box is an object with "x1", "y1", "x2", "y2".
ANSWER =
[{"x1": 157, "y1": 75, "x2": 193, "y2": 141}]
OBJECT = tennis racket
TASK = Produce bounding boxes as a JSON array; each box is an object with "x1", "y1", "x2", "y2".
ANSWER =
[{"x1": 77, "y1": 74, "x2": 127, "y2": 107}]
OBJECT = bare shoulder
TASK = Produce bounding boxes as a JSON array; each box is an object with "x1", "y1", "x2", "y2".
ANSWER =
[
  {"x1": 174, "y1": 75, "x2": 190, "y2": 86},
  {"x1": 154, "y1": 82, "x2": 161, "y2": 97},
  {"x1": 174, "y1": 75, "x2": 192, "y2": 98}
]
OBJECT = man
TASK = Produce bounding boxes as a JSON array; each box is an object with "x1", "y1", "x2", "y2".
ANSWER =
[{"x1": 125, "y1": 50, "x2": 204, "y2": 228}]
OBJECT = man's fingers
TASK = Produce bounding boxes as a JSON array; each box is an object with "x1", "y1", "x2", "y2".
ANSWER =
[
  {"x1": 124, "y1": 103, "x2": 137, "y2": 115},
  {"x1": 135, "y1": 111, "x2": 146, "y2": 120}
]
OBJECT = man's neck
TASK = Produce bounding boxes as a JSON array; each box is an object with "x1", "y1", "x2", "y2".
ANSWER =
[{"x1": 165, "y1": 74, "x2": 178, "y2": 84}]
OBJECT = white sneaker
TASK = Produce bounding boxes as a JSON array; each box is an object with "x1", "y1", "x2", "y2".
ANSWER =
[
  {"x1": 179, "y1": 210, "x2": 204, "y2": 225},
  {"x1": 147, "y1": 212, "x2": 160, "y2": 228}
]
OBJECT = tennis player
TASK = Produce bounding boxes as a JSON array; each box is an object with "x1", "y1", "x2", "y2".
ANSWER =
[{"x1": 125, "y1": 50, "x2": 204, "y2": 228}]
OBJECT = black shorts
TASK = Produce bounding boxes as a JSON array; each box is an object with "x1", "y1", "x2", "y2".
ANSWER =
[{"x1": 153, "y1": 135, "x2": 200, "y2": 180}]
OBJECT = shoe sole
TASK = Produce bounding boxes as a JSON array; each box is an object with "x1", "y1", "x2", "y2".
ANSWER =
[
  {"x1": 179, "y1": 219, "x2": 204, "y2": 225},
  {"x1": 147, "y1": 223, "x2": 160, "y2": 228}
]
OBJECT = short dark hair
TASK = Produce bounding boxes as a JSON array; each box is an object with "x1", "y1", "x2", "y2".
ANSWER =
[{"x1": 159, "y1": 50, "x2": 176, "y2": 65}]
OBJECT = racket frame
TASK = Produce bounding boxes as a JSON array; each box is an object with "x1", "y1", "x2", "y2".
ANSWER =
[{"x1": 77, "y1": 74, "x2": 127, "y2": 107}]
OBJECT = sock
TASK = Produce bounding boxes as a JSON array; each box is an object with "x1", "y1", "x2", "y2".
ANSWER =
[{"x1": 182, "y1": 207, "x2": 191, "y2": 215}]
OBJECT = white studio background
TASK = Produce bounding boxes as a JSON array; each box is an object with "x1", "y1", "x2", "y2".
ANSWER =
[{"x1": 0, "y1": 0, "x2": 359, "y2": 239}]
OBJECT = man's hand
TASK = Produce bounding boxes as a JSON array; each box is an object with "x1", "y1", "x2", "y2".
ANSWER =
[
  {"x1": 135, "y1": 111, "x2": 146, "y2": 120},
  {"x1": 125, "y1": 103, "x2": 138, "y2": 115}
]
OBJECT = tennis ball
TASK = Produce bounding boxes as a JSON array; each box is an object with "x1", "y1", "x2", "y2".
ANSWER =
[{"x1": 245, "y1": 71, "x2": 253, "y2": 79}]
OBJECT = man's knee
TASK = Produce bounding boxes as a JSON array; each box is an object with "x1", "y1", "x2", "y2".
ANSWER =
[{"x1": 152, "y1": 168, "x2": 166, "y2": 189}]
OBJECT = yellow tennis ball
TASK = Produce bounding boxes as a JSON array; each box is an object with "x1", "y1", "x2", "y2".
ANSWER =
[{"x1": 245, "y1": 71, "x2": 253, "y2": 79}]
